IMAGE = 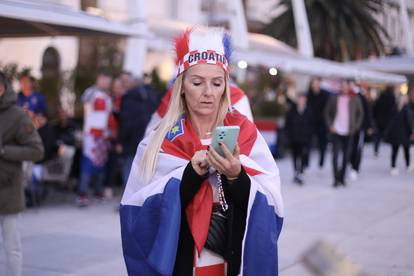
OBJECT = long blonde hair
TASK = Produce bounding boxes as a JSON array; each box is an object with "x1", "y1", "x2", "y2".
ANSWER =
[{"x1": 140, "y1": 73, "x2": 231, "y2": 182}]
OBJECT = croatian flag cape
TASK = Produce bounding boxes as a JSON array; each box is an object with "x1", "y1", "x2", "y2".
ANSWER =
[{"x1": 120, "y1": 111, "x2": 284, "y2": 276}]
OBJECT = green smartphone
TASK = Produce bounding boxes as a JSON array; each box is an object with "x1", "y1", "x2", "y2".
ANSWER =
[{"x1": 211, "y1": 126, "x2": 240, "y2": 157}]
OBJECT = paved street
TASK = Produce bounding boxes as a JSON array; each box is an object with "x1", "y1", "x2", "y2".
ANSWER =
[{"x1": 0, "y1": 145, "x2": 413, "y2": 276}]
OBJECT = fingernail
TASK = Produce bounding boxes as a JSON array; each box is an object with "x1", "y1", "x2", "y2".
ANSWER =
[
  {"x1": 219, "y1": 142, "x2": 222, "y2": 146},
  {"x1": 207, "y1": 146, "x2": 210, "y2": 150}
]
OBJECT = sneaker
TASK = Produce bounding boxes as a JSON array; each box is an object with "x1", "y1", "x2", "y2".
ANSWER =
[
  {"x1": 77, "y1": 195, "x2": 89, "y2": 207},
  {"x1": 349, "y1": 169, "x2": 358, "y2": 181},
  {"x1": 94, "y1": 192, "x2": 104, "y2": 203},
  {"x1": 390, "y1": 168, "x2": 399, "y2": 176},
  {"x1": 407, "y1": 165, "x2": 414, "y2": 173},
  {"x1": 293, "y1": 174, "x2": 304, "y2": 185},
  {"x1": 103, "y1": 187, "x2": 114, "y2": 199}
]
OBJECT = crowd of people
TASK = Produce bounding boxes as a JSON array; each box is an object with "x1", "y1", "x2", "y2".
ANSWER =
[
  {"x1": 1, "y1": 69, "x2": 412, "y2": 209},
  {"x1": 285, "y1": 77, "x2": 414, "y2": 186},
  {"x1": 1, "y1": 69, "x2": 161, "y2": 207},
  {"x1": 0, "y1": 29, "x2": 413, "y2": 275}
]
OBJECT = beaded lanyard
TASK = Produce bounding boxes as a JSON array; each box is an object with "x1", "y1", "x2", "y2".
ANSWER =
[{"x1": 216, "y1": 171, "x2": 228, "y2": 212}]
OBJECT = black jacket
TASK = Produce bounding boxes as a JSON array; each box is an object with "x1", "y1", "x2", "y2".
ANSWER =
[
  {"x1": 358, "y1": 94, "x2": 374, "y2": 131},
  {"x1": 118, "y1": 86, "x2": 158, "y2": 156},
  {"x1": 285, "y1": 105, "x2": 314, "y2": 145},
  {"x1": 373, "y1": 90, "x2": 397, "y2": 131},
  {"x1": 37, "y1": 123, "x2": 58, "y2": 163},
  {"x1": 173, "y1": 163, "x2": 250, "y2": 276},
  {"x1": 307, "y1": 88, "x2": 329, "y2": 126},
  {"x1": 51, "y1": 119, "x2": 78, "y2": 147},
  {"x1": 384, "y1": 105, "x2": 414, "y2": 146}
]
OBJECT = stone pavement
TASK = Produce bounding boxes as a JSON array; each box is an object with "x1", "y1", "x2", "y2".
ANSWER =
[{"x1": 0, "y1": 145, "x2": 413, "y2": 276}]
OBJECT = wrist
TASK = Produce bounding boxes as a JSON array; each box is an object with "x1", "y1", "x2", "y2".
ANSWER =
[
  {"x1": 226, "y1": 175, "x2": 238, "y2": 181},
  {"x1": 190, "y1": 161, "x2": 208, "y2": 177},
  {"x1": 226, "y1": 171, "x2": 241, "y2": 181}
]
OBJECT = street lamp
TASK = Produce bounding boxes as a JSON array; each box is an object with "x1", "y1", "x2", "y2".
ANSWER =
[
  {"x1": 269, "y1": 67, "x2": 278, "y2": 76},
  {"x1": 237, "y1": 60, "x2": 248, "y2": 69}
]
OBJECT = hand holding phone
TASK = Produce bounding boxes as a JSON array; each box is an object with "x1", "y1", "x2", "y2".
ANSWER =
[
  {"x1": 208, "y1": 126, "x2": 241, "y2": 179},
  {"x1": 210, "y1": 126, "x2": 240, "y2": 158}
]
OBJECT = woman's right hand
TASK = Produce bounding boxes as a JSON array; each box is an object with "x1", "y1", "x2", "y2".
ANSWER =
[{"x1": 191, "y1": 150, "x2": 209, "y2": 176}]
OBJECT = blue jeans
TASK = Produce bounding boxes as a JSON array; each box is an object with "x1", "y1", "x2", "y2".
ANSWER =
[
  {"x1": 79, "y1": 155, "x2": 105, "y2": 196},
  {"x1": 121, "y1": 155, "x2": 135, "y2": 187}
]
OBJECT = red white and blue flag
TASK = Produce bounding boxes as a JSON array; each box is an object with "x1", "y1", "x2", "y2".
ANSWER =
[{"x1": 120, "y1": 111, "x2": 284, "y2": 275}]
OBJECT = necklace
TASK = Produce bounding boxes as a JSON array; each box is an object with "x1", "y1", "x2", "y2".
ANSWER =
[{"x1": 216, "y1": 171, "x2": 228, "y2": 212}]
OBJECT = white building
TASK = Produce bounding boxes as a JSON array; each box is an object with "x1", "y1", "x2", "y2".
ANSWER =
[{"x1": 0, "y1": 0, "x2": 408, "y2": 85}]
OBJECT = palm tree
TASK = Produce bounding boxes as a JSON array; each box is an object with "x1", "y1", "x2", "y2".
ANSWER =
[{"x1": 263, "y1": 0, "x2": 389, "y2": 61}]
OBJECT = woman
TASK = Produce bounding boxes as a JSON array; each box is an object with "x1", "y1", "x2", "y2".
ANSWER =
[
  {"x1": 285, "y1": 93, "x2": 314, "y2": 185},
  {"x1": 120, "y1": 28, "x2": 284, "y2": 276},
  {"x1": 385, "y1": 95, "x2": 414, "y2": 175}
]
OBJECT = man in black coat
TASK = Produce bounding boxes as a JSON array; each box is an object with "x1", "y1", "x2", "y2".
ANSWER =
[
  {"x1": 285, "y1": 93, "x2": 314, "y2": 184},
  {"x1": 117, "y1": 82, "x2": 159, "y2": 186},
  {"x1": 349, "y1": 86, "x2": 374, "y2": 180},
  {"x1": 307, "y1": 78, "x2": 330, "y2": 168},
  {"x1": 373, "y1": 86, "x2": 397, "y2": 156},
  {"x1": 384, "y1": 99, "x2": 414, "y2": 175}
]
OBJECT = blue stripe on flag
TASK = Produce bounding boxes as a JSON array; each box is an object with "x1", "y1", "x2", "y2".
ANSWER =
[
  {"x1": 243, "y1": 191, "x2": 283, "y2": 276},
  {"x1": 120, "y1": 177, "x2": 182, "y2": 276}
]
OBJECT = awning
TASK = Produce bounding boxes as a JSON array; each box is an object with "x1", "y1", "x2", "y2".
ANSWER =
[
  {"x1": 346, "y1": 55, "x2": 414, "y2": 75},
  {"x1": 236, "y1": 50, "x2": 408, "y2": 84},
  {"x1": 148, "y1": 19, "x2": 406, "y2": 84},
  {"x1": 0, "y1": 0, "x2": 145, "y2": 37}
]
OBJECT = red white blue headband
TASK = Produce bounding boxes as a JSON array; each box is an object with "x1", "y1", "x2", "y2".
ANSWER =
[{"x1": 174, "y1": 28, "x2": 232, "y2": 77}]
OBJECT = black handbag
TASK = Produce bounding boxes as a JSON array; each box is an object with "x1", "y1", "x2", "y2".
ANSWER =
[{"x1": 205, "y1": 208, "x2": 228, "y2": 257}]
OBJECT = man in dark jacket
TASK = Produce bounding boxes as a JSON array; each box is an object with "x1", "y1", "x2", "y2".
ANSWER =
[
  {"x1": 0, "y1": 71, "x2": 44, "y2": 276},
  {"x1": 373, "y1": 86, "x2": 397, "y2": 156},
  {"x1": 307, "y1": 78, "x2": 330, "y2": 168},
  {"x1": 116, "y1": 82, "x2": 158, "y2": 186},
  {"x1": 349, "y1": 85, "x2": 374, "y2": 180},
  {"x1": 285, "y1": 93, "x2": 314, "y2": 184},
  {"x1": 325, "y1": 80, "x2": 364, "y2": 187},
  {"x1": 384, "y1": 98, "x2": 414, "y2": 175}
]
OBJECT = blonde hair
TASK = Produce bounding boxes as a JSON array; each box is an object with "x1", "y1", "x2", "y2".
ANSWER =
[{"x1": 140, "y1": 73, "x2": 231, "y2": 182}]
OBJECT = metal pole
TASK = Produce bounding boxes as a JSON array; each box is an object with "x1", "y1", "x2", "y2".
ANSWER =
[
  {"x1": 399, "y1": 0, "x2": 414, "y2": 55},
  {"x1": 123, "y1": 0, "x2": 148, "y2": 77},
  {"x1": 291, "y1": 0, "x2": 314, "y2": 58}
]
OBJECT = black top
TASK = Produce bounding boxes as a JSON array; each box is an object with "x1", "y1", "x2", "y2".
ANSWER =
[
  {"x1": 358, "y1": 94, "x2": 374, "y2": 131},
  {"x1": 373, "y1": 90, "x2": 397, "y2": 131},
  {"x1": 285, "y1": 105, "x2": 315, "y2": 145},
  {"x1": 384, "y1": 105, "x2": 414, "y2": 146},
  {"x1": 173, "y1": 163, "x2": 251, "y2": 276},
  {"x1": 118, "y1": 86, "x2": 158, "y2": 157},
  {"x1": 307, "y1": 88, "x2": 329, "y2": 126},
  {"x1": 37, "y1": 123, "x2": 58, "y2": 163}
]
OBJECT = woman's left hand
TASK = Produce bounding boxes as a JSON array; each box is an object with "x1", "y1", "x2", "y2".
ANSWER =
[{"x1": 207, "y1": 143, "x2": 241, "y2": 179}]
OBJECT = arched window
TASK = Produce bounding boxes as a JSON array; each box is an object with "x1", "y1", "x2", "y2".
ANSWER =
[{"x1": 41, "y1": 46, "x2": 60, "y2": 77}]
